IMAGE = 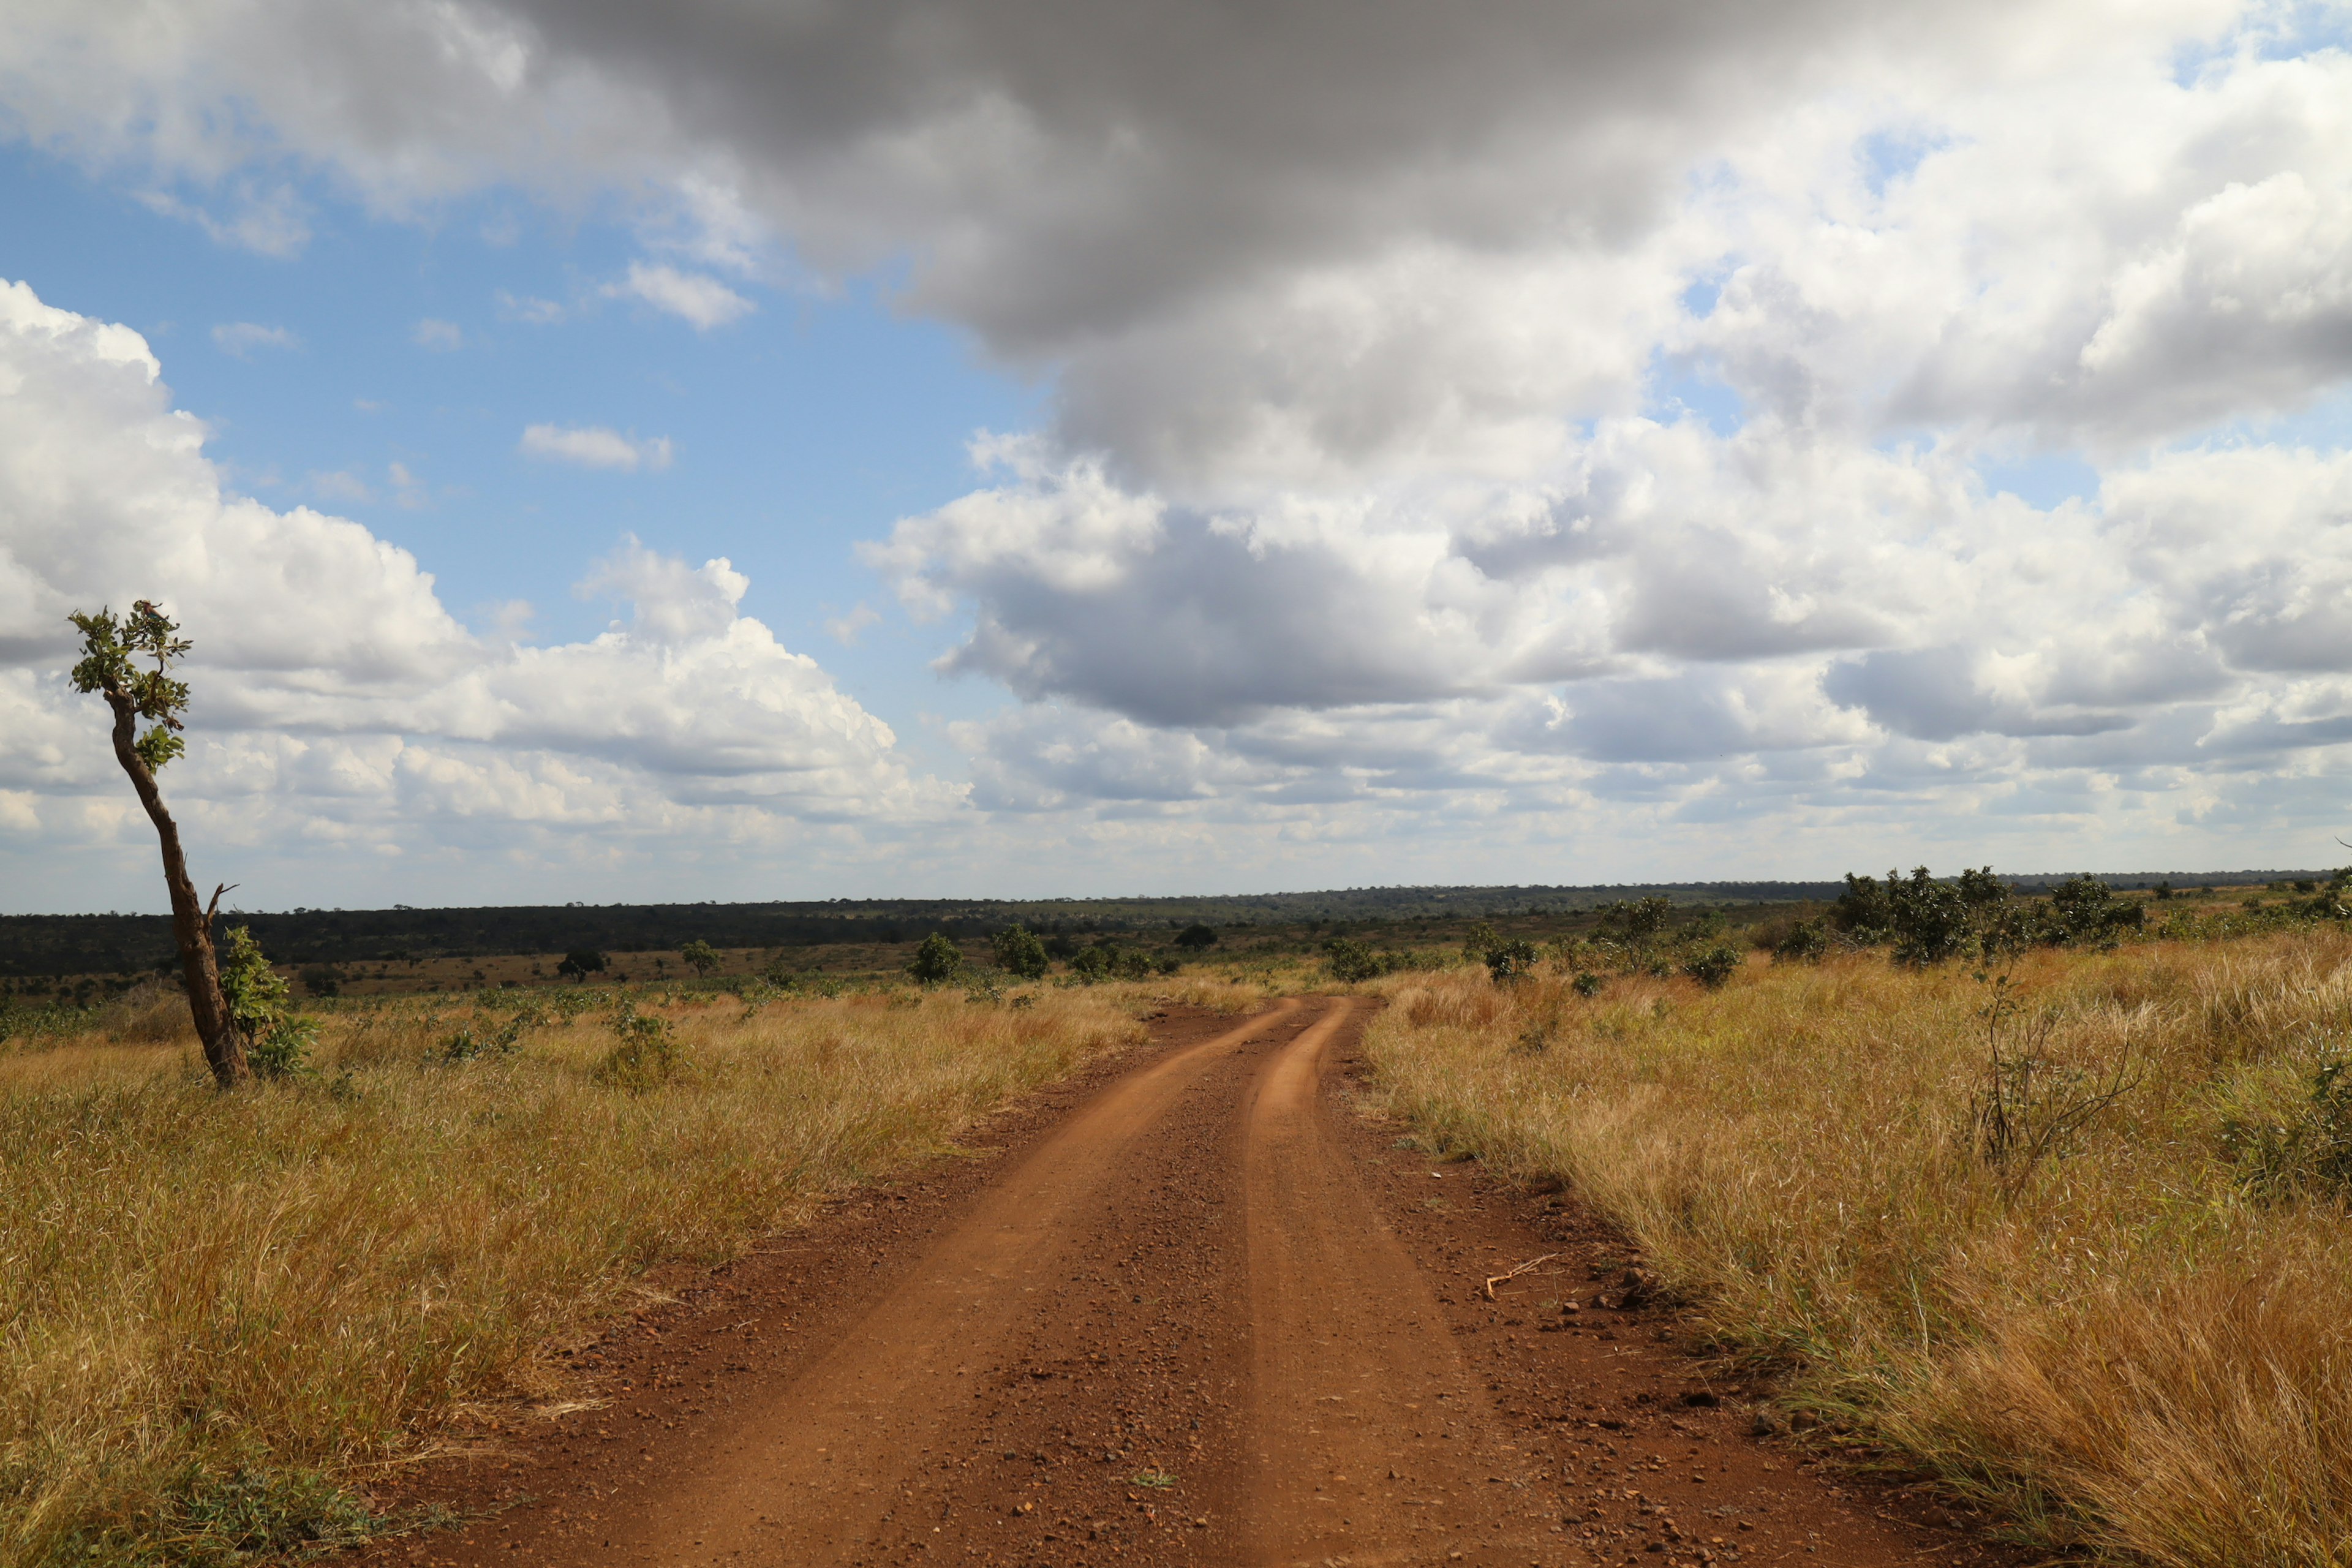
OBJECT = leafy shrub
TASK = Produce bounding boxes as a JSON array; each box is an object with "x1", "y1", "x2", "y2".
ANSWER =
[
  {"x1": 443, "y1": 1012, "x2": 532, "y2": 1063},
  {"x1": 1325, "y1": 937, "x2": 1386, "y2": 984},
  {"x1": 1681, "y1": 945, "x2": 1742, "y2": 989},
  {"x1": 1174, "y1": 923, "x2": 1219, "y2": 950},
  {"x1": 556, "y1": 948, "x2": 608, "y2": 983},
  {"x1": 906, "y1": 932, "x2": 965, "y2": 985},
  {"x1": 1570, "y1": 971, "x2": 1604, "y2": 997},
  {"x1": 1482, "y1": 938, "x2": 1539, "y2": 984},
  {"x1": 991, "y1": 924, "x2": 1051, "y2": 979},
  {"x1": 2042, "y1": 874, "x2": 2143, "y2": 948},
  {"x1": 1772, "y1": 919, "x2": 1830, "y2": 962},
  {"x1": 679, "y1": 939, "x2": 720, "y2": 979},
  {"x1": 1594, "y1": 898, "x2": 1673, "y2": 945},
  {"x1": 593, "y1": 1005, "x2": 684, "y2": 1091},
  {"x1": 1069, "y1": 942, "x2": 1156, "y2": 983},
  {"x1": 217, "y1": 925, "x2": 315, "y2": 1079}
]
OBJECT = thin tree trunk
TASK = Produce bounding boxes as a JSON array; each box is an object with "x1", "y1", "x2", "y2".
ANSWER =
[{"x1": 102, "y1": 688, "x2": 249, "y2": 1087}]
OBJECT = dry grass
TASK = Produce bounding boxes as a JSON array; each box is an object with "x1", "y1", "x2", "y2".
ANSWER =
[
  {"x1": 0, "y1": 982, "x2": 1148, "y2": 1565},
  {"x1": 1364, "y1": 933, "x2": 2352, "y2": 1567}
]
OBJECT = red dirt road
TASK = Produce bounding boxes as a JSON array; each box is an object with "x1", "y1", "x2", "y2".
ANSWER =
[{"x1": 374, "y1": 1001, "x2": 1996, "y2": 1568}]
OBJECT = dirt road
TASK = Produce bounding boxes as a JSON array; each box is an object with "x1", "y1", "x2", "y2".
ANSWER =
[{"x1": 379, "y1": 1001, "x2": 1983, "y2": 1567}]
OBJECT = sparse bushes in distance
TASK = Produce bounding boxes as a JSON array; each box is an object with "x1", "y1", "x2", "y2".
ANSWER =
[
  {"x1": 1542, "y1": 897, "x2": 1744, "y2": 989},
  {"x1": 1068, "y1": 941, "x2": 1163, "y2": 983},
  {"x1": 0, "y1": 983, "x2": 1149, "y2": 1562},
  {"x1": 991, "y1": 924, "x2": 1051, "y2": 979},
  {"x1": 1365, "y1": 930, "x2": 2352, "y2": 1567},
  {"x1": 906, "y1": 932, "x2": 966, "y2": 985},
  {"x1": 1823, "y1": 866, "x2": 2155, "y2": 967}
]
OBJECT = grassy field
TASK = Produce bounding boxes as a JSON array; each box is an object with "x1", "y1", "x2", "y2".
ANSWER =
[
  {"x1": 0, "y1": 978, "x2": 1212, "y2": 1566},
  {"x1": 1365, "y1": 931, "x2": 2352, "y2": 1567}
]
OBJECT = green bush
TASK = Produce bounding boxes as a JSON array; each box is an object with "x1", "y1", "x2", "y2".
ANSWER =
[
  {"x1": 556, "y1": 948, "x2": 608, "y2": 983},
  {"x1": 991, "y1": 924, "x2": 1051, "y2": 979},
  {"x1": 1681, "y1": 944, "x2": 1742, "y2": 989},
  {"x1": 1068, "y1": 942, "x2": 1156, "y2": 983},
  {"x1": 906, "y1": 932, "x2": 965, "y2": 985},
  {"x1": 1773, "y1": 919, "x2": 1830, "y2": 962},
  {"x1": 1174, "y1": 924, "x2": 1219, "y2": 950},
  {"x1": 1482, "y1": 938, "x2": 1539, "y2": 984},
  {"x1": 1325, "y1": 938, "x2": 1385, "y2": 984},
  {"x1": 1570, "y1": 971, "x2": 1604, "y2": 997},
  {"x1": 217, "y1": 925, "x2": 314, "y2": 1079},
  {"x1": 679, "y1": 939, "x2": 720, "y2": 979}
]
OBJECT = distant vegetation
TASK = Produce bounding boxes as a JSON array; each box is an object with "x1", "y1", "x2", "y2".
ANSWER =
[{"x1": 0, "y1": 870, "x2": 2318, "y2": 982}]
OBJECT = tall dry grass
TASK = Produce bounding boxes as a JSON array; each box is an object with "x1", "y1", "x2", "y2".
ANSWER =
[
  {"x1": 0, "y1": 984, "x2": 1146, "y2": 1564},
  {"x1": 1365, "y1": 933, "x2": 2352, "y2": 1567}
]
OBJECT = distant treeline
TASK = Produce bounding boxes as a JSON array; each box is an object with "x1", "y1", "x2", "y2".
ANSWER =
[{"x1": 0, "y1": 872, "x2": 2322, "y2": 978}]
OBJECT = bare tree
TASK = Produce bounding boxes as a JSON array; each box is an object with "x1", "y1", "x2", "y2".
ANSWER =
[{"x1": 69, "y1": 601, "x2": 249, "y2": 1088}]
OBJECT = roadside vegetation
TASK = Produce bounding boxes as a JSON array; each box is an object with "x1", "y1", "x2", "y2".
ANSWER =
[
  {"x1": 1366, "y1": 872, "x2": 2352, "y2": 1568},
  {"x1": 0, "y1": 979, "x2": 1153, "y2": 1566}
]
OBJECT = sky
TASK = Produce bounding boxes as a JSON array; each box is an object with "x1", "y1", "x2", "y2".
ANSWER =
[{"x1": 3, "y1": 0, "x2": 2352, "y2": 913}]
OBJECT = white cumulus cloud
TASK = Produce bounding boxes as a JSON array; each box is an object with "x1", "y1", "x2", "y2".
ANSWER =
[
  {"x1": 10, "y1": 2, "x2": 2352, "y2": 883},
  {"x1": 0, "y1": 279, "x2": 953, "y2": 905}
]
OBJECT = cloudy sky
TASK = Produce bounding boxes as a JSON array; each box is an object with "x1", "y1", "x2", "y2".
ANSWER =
[{"x1": 2, "y1": 0, "x2": 2350, "y2": 911}]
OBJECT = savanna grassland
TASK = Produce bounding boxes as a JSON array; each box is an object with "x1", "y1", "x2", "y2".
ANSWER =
[
  {"x1": 0, "y1": 974, "x2": 1268, "y2": 1567},
  {"x1": 1367, "y1": 925, "x2": 2352, "y2": 1568}
]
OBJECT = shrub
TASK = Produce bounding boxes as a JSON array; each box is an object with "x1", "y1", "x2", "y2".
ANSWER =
[
  {"x1": 1069, "y1": 943, "x2": 1156, "y2": 983},
  {"x1": 1773, "y1": 919, "x2": 1830, "y2": 963},
  {"x1": 1830, "y1": 866, "x2": 2014, "y2": 964},
  {"x1": 991, "y1": 924, "x2": 1051, "y2": 980},
  {"x1": 1681, "y1": 944, "x2": 1742, "y2": 989},
  {"x1": 217, "y1": 926, "x2": 314, "y2": 1079},
  {"x1": 2043, "y1": 874, "x2": 2144, "y2": 948},
  {"x1": 556, "y1": 949, "x2": 608, "y2": 983},
  {"x1": 1571, "y1": 971, "x2": 1604, "y2": 997},
  {"x1": 592, "y1": 1005, "x2": 684, "y2": 1091},
  {"x1": 1174, "y1": 924, "x2": 1219, "y2": 950},
  {"x1": 1324, "y1": 937, "x2": 1385, "y2": 984},
  {"x1": 679, "y1": 940, "x2": 720, "y2": 979},
  {"x1": 1482, "y1": 938, "x2": 1539, "y2": 984},
  {"x1": 906, "y1": 933, "x2": 965, "y2": 985},
  {"x1": 1594, "y1": 898, "x2": 1673, "y2": 945}
]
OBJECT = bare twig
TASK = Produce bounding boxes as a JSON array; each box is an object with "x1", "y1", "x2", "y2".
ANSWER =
[{"x1": 1483, "y1": 1253, "x2": 1563, "y2": 1300}]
